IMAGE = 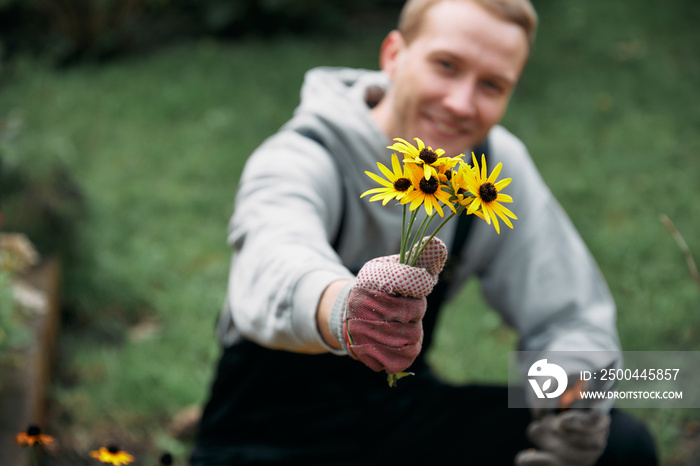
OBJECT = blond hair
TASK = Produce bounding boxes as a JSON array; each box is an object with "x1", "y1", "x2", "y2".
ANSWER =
[{"x1": 398, "y1": 0, "x2": 538, "y2": 48}]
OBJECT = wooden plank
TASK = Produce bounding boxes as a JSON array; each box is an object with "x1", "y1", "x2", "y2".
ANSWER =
[{"x1": 0, "y1": 257, "x2": 61, "y2": 466}]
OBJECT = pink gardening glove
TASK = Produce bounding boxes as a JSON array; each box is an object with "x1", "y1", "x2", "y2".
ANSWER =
[{"x1": 331, "y1": 237, "x2": 447, "y2": 374}]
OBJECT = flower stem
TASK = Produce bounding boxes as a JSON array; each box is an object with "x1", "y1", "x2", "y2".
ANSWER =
[
  {"x1": 400, "y1": 207, "x2": 420, "y2": 264},
  {"x1": 399, "y1": 204, "x2": 407, "y2": 264},
  {"x1": 408, "y1": 205, "x2": 465, "y2": 266},
  {"x1": 406, "y1": 213, "x2": 435, "y2": 264}
]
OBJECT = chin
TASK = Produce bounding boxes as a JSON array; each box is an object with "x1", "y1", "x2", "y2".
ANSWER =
[{"x1": 435, "y1": 137, "x2": 478, "y2": 157}]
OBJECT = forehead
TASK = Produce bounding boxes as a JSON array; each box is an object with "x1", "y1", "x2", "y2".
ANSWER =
[{"x1": 412, "y1": 1, "x2": 529, "y2": 78}]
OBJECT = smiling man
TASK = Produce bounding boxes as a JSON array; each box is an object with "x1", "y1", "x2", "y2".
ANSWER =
[
  {"x1": 372, "y1": 0, "x2": 528, "y2": 158},
  {"x1": 191, "y1": 1, "x2": 658, "y2": 465}
]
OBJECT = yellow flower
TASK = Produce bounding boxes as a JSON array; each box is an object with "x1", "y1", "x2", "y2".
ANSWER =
[
  {"x1": 448, "y1": 162, "x2": 477, "y2": 210},
  {"x1": 464, "y1": 153, "x2": 517, "y2": 234},
  {"x1": 389, "y1": 137, "x2": 461, "y2": 180},
  {"x1": 90, "y1": 446, "x2": 135, "y2": 465},
  {"x1": 360, "y1": 153, "x2": 414, "y2": 205},
  {"x1": 15, "y1": 425, "x2": 54, "y2": 447},
  {"x1": 435, "y1": 154, "x2": 464, "y2": 181},
  {"x1": 401, "y1": 162, "x2": 455, "y2": 217}
]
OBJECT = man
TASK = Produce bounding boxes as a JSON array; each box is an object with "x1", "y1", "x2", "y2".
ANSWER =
[{"x1": 191, "y1": 1, "x2": 658, "y2": 464}]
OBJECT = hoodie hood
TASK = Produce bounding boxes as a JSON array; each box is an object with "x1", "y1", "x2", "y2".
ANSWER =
[
  {"x1": 282, "y1": 67, "x2": 393, "y2": 195},
  {"x1": 278, "y1": 67, "x2": 417, "y2": 268}
]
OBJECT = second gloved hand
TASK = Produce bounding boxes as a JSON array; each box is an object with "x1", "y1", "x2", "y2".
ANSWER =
[
  {"x1": 515, "y1": 410, "x2": 611, "y2": 466},
  {"x1": 331, "y1": 237, "x2": 447, "y2": 374}
]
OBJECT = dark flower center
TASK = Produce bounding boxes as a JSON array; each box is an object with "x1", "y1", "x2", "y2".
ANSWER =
[
  {"x1": 419, "y1": 148, "x2": 438, "y2": 165},
  {"x1": 393, "y1": 177, "x2": 411, "y2": 192},
  {"x1": 445, "y1": 170, "x2": 452, "y2": 181},
  {"x1": 419, "y1": 176, "x2": 439, "y2": 195},
  {"x1": 108, "y1": 445, "x2": 120, "y2": 454},
  {"x1": 27, "y1": 425, "x2": 41, "y2": 436},
  {"x1": 479, "y1": 182, "x2": 498, "y2": 203},
  {"x1": 160, "y1": 453, "x2": 174, "y2": 465}
]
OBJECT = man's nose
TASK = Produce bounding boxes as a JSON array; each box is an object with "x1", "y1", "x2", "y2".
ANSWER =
[{"x1": 443, "y1": 77, "x2": 477, "y2": 118}]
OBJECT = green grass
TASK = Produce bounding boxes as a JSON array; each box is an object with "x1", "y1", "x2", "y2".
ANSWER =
[
  {"x1": 1, "y1": 1, "x2": 699, "y2": 464},
  {"x1": 429, "y1": 2, "x2": 700, "y2": 463},
  {"x1": 1, "y1": 32, "x2": 389, "y2": 463}
]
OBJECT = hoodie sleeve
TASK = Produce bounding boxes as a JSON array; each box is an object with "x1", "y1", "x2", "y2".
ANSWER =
[
  {"x1": 465, "y1": 127, "x2": 621, "y2": 377},
  {"x1": 224, "y1": 130, "x2": 355, "y2": 354}
]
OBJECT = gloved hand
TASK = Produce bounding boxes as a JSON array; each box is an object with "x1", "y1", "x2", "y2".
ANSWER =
[
  {"x1": 515, "y1": 410, "x2": 610, "y2": 466},
  {"x1": 330, "y1": 237, "x2": 447, "y2": 374}
]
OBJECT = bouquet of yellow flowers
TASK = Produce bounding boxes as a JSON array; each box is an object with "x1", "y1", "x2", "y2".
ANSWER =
[
  {"x1": 358, "y1": 137, "x2": 517, "y2": 386},
  {"x1": 361, "y1": 137, "x2": 517, "y2": 266}
]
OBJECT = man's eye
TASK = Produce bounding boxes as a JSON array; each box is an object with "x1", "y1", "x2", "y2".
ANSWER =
[
  {"x1": 482, "y1": 80, "x2": 504, "y2": 93},
  {"x1": 439, "y1": 60, "x2": 455, "y2": 71}
]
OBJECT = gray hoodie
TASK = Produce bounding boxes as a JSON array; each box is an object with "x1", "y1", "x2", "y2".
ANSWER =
[{"x1": 217, "y1": 67, "x2": 621, "y2": 380}]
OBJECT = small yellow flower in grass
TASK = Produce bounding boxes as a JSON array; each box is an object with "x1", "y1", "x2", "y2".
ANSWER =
[
  {"x1": 389, "y1": 137, "x2": 461, "y2": 180},
  {"x1": 90, "y1": 445, "x2": 134, "y2": 465},
  {"x1": 15, "y1": 425, "x2": 54, "y2": 447},
  {"x1": 401, "y1": 162, "x2": 455, "y2": 217},
  {"x1": 464, "y1": 153, "x2": 517, "y2": 234},
  {"x1": 360, "y1": 153, "x2": 414, "y2": 205}
]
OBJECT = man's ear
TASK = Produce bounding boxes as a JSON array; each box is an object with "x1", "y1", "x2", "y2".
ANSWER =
[{"x1": 378, "y1": 30, "x2": 406, "y2": 78}]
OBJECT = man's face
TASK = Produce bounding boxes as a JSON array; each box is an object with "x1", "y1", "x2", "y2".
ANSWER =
[{"x1": 374, "y1": 0, "x2": 530, "y2": 157}]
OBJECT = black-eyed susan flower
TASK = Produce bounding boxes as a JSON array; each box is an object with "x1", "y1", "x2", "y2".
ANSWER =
[
  {"x1": 464, "y1": 152, "x2": 517, "y2": 234},
  {"x1": 448, "y1": 163, "x2": 477, "y2": 210},
  {"x1": 401, "y1": 162, "x2": 455, "y2": 217},
  {"x1": 90, "y1": 445, "x2": 134, "y2": 465},
  {"x1": 361, "y1": 153, "x2": 414, "y2": 205},
  {"x1": 15, "y1": 425, "x2": 54, "y2": 447},
  {"x1": 389, "y1": 137, "x2": 461, "y2": 180},
  {"x1": 435, "y1": 155, "x2": 463, "y2": 182}
]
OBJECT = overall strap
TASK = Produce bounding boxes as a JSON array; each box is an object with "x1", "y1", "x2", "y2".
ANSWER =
[{"x1": 295, "y1": 128, "x2": 347, "y2": 251}]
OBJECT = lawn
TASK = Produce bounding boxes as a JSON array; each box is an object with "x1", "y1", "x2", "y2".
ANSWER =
[{"x1": 1, "y1": 1, "x2": 699, "y2": 464}]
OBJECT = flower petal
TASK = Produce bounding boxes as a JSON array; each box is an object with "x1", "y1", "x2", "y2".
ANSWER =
[
  {"x1": 365, "y1": 170, "x2": 394, "y2": 188},
  {"x1": 391, "y1": 153, "x2": 403, "y2": 178},
  {"x1": 487, "y1": 162, "x2": 503, "y2": 184},
  {"x1": 431, "y1": 196, "x2": 444, "y2": 217},
  {"x1": 424, "y1": 196, "x2": 434, "y2": 216},
  {"x1": 489, "y1": 207, "x2": 501, "y2": 234},
  {"x1": 377, "y1": 161, "x2": 396, "y2": 181},
  {"x1": 494, "y1": 178, "x2": 512, "y2": 191},
  {"x1": 493, "y1": 201, "x2": 518, "y2": 220},
  {"x1": 467, "y1": 196, "x2": 481, "y2": 215},
  {"x1": 492, "y1": 203, "x2": 515, "y2": 229},
  {"x1": 496, "y1": 193, "x2": 514, "y2": 203},
  {"x1": 481, "y1": 203, "x2": 493, "y2": 225},
  {"x1": 360, "y1": 187, "x2": 389, "y2": 198}
]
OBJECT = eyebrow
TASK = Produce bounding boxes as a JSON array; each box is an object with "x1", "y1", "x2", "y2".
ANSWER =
[
  {"x1": 429, "y1": 50, "x2": 518, "y2": 87},
  {"x1": 484, "y1": 74, "x2": 516, "y2": 89}
]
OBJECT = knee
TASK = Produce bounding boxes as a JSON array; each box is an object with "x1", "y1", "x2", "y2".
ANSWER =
[{"x1": 598, "y1": 409, "x2": 658, "y2": 466}]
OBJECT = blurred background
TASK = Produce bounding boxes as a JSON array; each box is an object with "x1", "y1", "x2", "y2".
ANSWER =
[{"x1": 1, "y1": 0, "x2": 698, "y2": 464}]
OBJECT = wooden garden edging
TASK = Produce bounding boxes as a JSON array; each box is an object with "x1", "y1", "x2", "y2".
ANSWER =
[{"x1": 0, "y1": 257, "x2": 61, "y2": 465}]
